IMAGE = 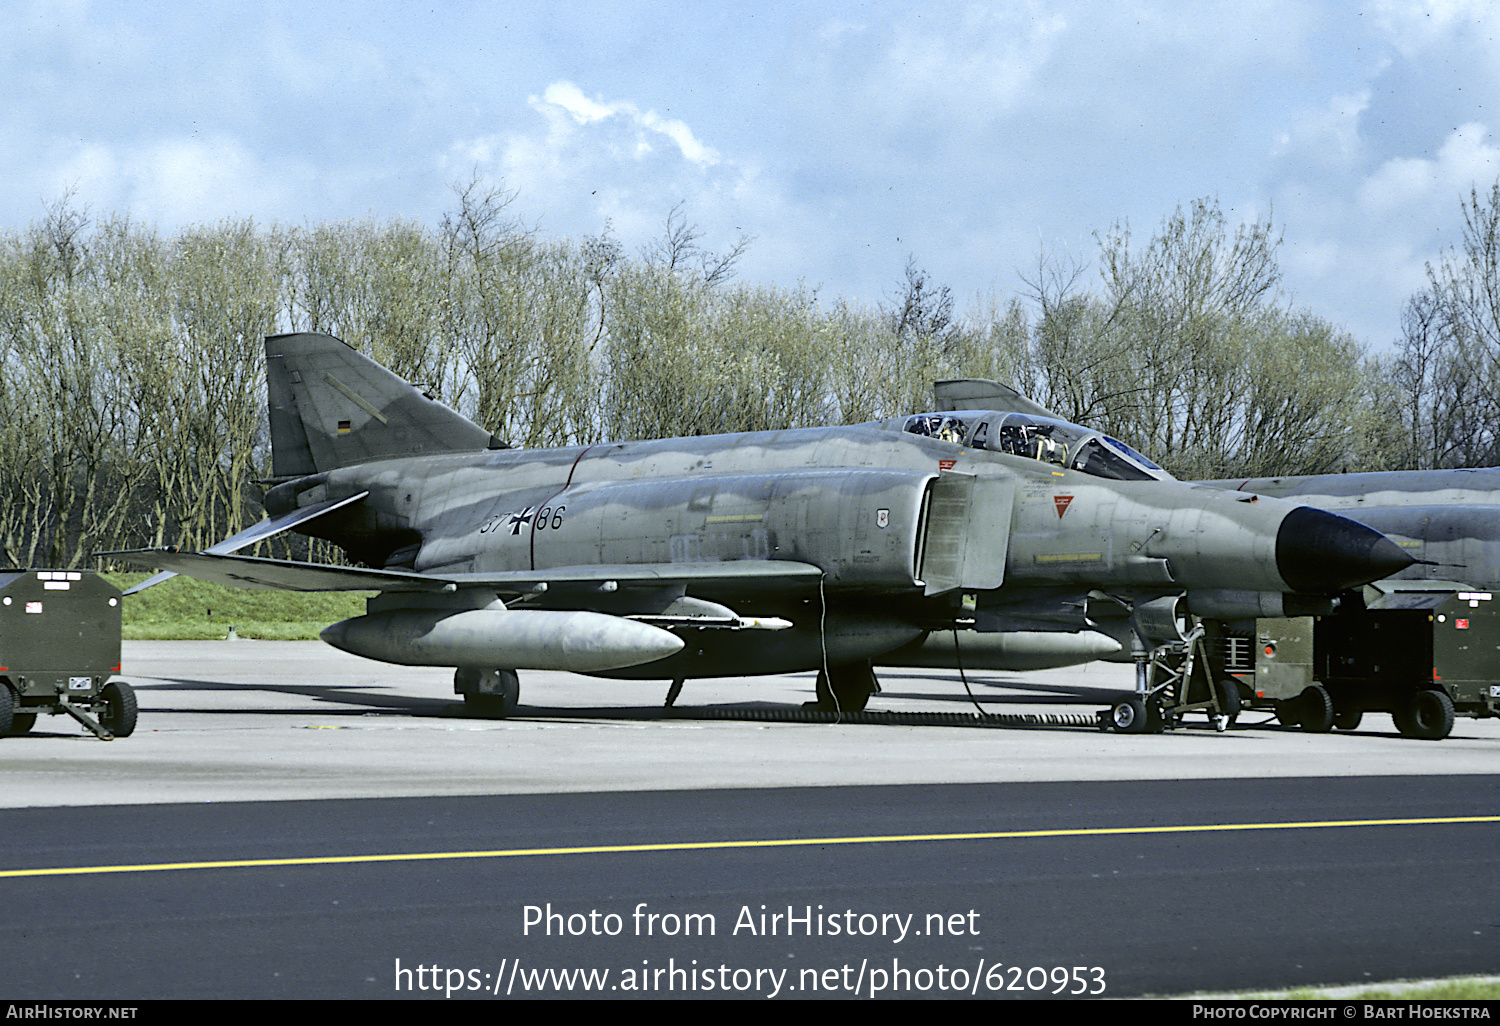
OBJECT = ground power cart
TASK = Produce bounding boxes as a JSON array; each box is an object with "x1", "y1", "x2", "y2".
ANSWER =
[
  {"x1": 0, "y1": 570, "x2": 136, "y2": 739},
  {"x1": 1218, "y1": 582, "x2": 1500, "y2": 740}
]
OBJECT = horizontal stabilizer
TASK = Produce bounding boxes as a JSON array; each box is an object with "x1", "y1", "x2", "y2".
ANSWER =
[
  {"x1": 105, "y1": 547, "x2": 445, "y2": 593},
  {"x1": 108, "y1": 492, "x2": 370, "y2": 595}
]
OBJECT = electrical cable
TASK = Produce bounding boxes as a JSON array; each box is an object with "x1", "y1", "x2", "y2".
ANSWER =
[
  {"x1": 951, "y1": 628, "x2": 990, "y2": 718},
  {"x1": 817, "y1": 574, "x2": 840, "y2": 722}
]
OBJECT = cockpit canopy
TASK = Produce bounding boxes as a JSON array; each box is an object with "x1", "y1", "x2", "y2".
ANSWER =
[{"x1": 899, "y1": 410, "x2": 1172, "y2": 482}]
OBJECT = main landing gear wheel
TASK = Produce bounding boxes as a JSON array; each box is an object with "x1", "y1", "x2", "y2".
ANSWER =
[
  {"x1": 810, "y1": 663, "x2": 879, "y2": 712},
  {"x1": 97, "y1": 681, "x2": 137, "y2": 738},
  {"x1": 1393, "y1": 688, "x2": 1454, "y2": 741},
  {"x1": 456, "y1": 668, "x2": 520, "y2": 719}
]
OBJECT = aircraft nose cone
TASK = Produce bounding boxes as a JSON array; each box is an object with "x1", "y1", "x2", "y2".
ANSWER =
[{"x1": 1275, "y1": 506, "x2": 1415, "y2": 593}]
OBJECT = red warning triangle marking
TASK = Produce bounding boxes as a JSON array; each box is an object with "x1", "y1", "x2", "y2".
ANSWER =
[{"x1": 1054, "y1": 495, "x2": 1074, "y2": 518}]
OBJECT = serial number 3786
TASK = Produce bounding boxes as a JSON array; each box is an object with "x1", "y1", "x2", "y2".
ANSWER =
[{"x1": 478, "y1": 505, "x2": 567, "y2": 536}]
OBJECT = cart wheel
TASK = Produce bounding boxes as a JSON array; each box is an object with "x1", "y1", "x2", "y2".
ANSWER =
[
  {"x1": 1111, "y1": 696, "x2": 1149, "y2": 734},
  {"x1": 98, "y1": 681, "x2": 138, "y2": 738},
  {"x1": 1332, "y1": 707, "x2": 1363, "y2": 731},
  {"x1": 1299, "y1": 685, "x2": 1334, "y2": 733},
  {"x1": 9, "y1": 713, "x2": 36, "y2": 735},
  {"x1": 0, "y1": 685, "x2": 12, "y2": 735},
  {"x1": 1396, "y1": 688, "x2": 1454, "y2": 741}
]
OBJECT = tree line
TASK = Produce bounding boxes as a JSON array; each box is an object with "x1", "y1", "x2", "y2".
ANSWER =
[{"x1": 3, "y1": 180, "x2": 1496, "y2": 569}]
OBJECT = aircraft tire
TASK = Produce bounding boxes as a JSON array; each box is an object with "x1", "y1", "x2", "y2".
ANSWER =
[
  {"x1": 1298, "y1": 685, "x2": 1334, "y2": 733},
  {"x1": 1273, "y1": 700, "x2": 1301, "y2": 727},
  {"x1": 1396, "y1": 688, "x2": 1454, "y2": 741},
  {"x1": 1213, "y1": 677, "x2": 1242, "y2": 725},
  {"x1": 458, "y1": 669, "x2": 520, "y2": 719},
  {"x1": 1111, "y1": 697, "x2": 1149, "y2": 734},
  {"x1": 464, "y1": 694, "x2": 515, "y2": 718},
  {"x1": 9, "y1": 713, "x2": 35, "y2": 735},
  {"x1": 1333, "y1": 708, "x2": 1363, "y2": 731},
  {"x1": 813, "y1": 664, "x2": 878, "y2": 713},
  {"x1": 98, "y1": 681, "x2": 137, "y2": 738}
]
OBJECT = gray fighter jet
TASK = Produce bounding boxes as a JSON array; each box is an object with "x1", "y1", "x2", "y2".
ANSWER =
[
  {"x1": 933, "y1": 378, "x2": 1500, "y2": 736},
  {"x1": 104, "y1": 334, "x2": 1413, "y2": 722},
  {"x1": 1199, "y1": 468, "x2": 1500, "y2": 737},
  {"x1": 1203, "y1": 469, "x2": 1500, "y2": 589}
]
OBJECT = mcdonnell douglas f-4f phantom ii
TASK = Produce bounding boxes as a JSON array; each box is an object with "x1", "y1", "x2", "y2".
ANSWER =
[
  {"x1": 932, "y1": 378, "x2": 1500, "y2": 737},
  {"x1": 1198, "y1": 467, "x2": 1500, "y2": 736},
  {"x1": 106, "y1": 333, "x2": 1413, "y2": 730}
]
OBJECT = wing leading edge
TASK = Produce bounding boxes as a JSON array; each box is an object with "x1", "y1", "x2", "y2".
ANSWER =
[{"x1": 105, "y1": 547, "x2": 825, "y2": 597}]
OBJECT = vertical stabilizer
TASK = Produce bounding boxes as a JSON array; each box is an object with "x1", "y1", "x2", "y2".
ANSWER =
[{"x1": 265, "y1": 332, "x2": 503, "y2": 478}]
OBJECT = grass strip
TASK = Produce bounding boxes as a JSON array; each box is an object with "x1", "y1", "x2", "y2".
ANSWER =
[{"x1": 105, "y1": 572, "x2": 369, "y2": 641}]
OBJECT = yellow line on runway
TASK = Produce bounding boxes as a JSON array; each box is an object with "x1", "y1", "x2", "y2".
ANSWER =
[{"x1": 4, "y1": 815, "x2": 1496, "y2": 879}]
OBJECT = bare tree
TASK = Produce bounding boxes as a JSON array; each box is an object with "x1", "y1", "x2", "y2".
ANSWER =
[
  {"x1": 642, "y1": 202, "x2": 751, "y2": 289},
  {"x1": 1411, "y1": 181, "x2": 1500, "y2": 467},
  {"x1": 885, "y1": 257, "x2": 956, "y2": 350}
]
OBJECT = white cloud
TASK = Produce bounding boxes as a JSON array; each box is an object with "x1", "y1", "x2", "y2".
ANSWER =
[
  {"x1": 815, "y1": 17, "x2": 868, "y2": 44},
  {"x1": 443, "y1": 78, "x2": 806, "y2": 289},
  {"x1": 882, "y1": 4, "x2": 1068, "y2": 114},
  {"x1": 1358, "y1": 122, "x2": 1500, "y2": 214},
  {"x1": 542, "y1": 81, "x2": 616, "y2": 124},
  {"x1": 1365, "y1": 0, "x2": 1500, "y2": 58},
  {"x1": 1273, "y1": 90, "x2": 1372, "y2": 172},
  {"x1": 44, "y1": 134, "x2": 300, "y2": 228},
  {"x1": 534, "y1": 80, "x2": 720, "y2": 167}
]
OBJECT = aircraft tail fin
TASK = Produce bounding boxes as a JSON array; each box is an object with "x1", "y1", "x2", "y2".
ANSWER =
[{"x1": 265, "y1": 332, "x2": 505, "y2": 478}]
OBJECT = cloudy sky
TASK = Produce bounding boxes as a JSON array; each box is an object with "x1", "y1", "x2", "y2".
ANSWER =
[{"x1": 5, "y1": 0, "x2": 1498, "y2": 350}]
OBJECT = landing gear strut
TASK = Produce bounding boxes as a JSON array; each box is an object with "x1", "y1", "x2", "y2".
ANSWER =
[{"x1": 1105, "y1": 621, "x2": 1238, "y2": 734}]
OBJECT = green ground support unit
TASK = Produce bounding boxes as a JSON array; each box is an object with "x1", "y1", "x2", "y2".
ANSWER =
[{"x1": 0, "y1": 570, "x2": 136, "y2": 739}]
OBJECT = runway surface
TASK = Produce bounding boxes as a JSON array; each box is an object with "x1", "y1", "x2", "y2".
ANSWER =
[{"x1": 1, "y1": 641, "x2": 1497, "y2": 999}]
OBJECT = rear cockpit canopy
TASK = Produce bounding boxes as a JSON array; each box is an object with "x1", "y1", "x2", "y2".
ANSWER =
[{"x1": 898, "y1": 410, "x2": 1173, "y2": 482}]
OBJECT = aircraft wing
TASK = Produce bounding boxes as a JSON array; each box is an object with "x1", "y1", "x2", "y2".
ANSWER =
[
  {"x1": 102, "y1": 548, "x2": 825, "y2": 596},
  {"x1": 100, "y1": 548, "x2": 449, "y2": 592}
]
